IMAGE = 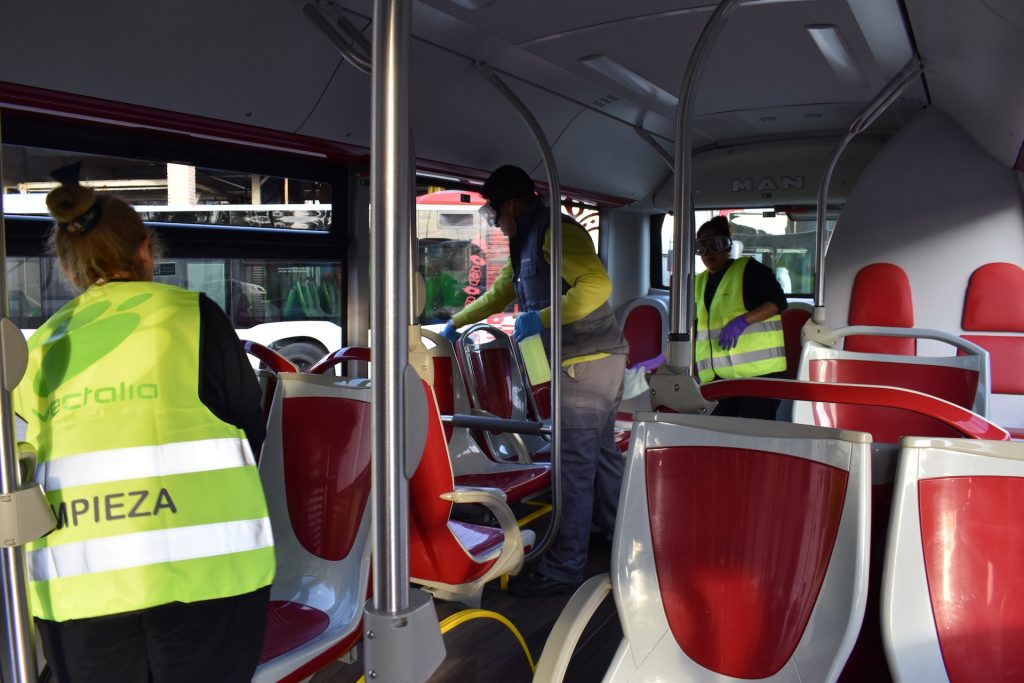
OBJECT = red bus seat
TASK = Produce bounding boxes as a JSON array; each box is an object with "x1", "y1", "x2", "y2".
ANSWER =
[
  {"x1": 534, "y1": 412, "x2": 871, "y2": 682},
  {"x1": 312, "y1": 344, "x2": 550, "y2": 504},
  {"x1": 795, "y1": 330, "x2": 990, "y2": 442},
  {"x1": 781, "y1": 304, "x2": 811, "y2": 379},
  {"x1": 409, "y1": 379, "x2": 534, "y2": 606},
  {"x1": 617, "y1": 295, "x2": 668, "y2": 369},
  {"x1": 242, "y1": 340, "x2": 298, "y2": 419},
  {"x1": 252, "y1": 372, "x2": 372, "y2": 682},
  {"x1": 961, "y1": 262, "x2": 1024, "y2": 439},
  {"x1": 882, "y1": 437, "x2": 1024, "y2": 681},
  {"x1": 845, "y1": 263, "x2": 916, "y2": 355}
]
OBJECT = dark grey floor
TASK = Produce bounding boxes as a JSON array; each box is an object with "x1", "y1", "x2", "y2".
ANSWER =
[{"x1": 314, "y1": 518, "x2": 623, "y2": 683}]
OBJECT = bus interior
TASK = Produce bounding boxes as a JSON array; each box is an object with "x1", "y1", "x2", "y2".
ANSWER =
[{"x1": 1, "y1": 0, "x2": 1024, "y2": 681}]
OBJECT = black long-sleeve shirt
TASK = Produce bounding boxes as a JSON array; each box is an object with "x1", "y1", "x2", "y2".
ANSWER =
[{"x1": 198, "y1": 294, "x2": 266, "y2": 458}]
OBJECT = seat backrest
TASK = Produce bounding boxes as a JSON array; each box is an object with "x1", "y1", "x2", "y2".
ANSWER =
[
  {"x1": 883, "y1": 437, "x2": 1024, "y2": 682},
  {"x1": 781, "y1": 304, "x2": 811, "y2": 379},
  {"x1": 795, "y1": 331, "x2": 990, "y2": 440},
  {"x1": 845, "y1": 263, "x2": 916, "y2": 356},
  {"x1": 618, "y1": 296, "x2": 668, "y2": 368},
  {"x1": 407, "y1": 379, "x2": 496, "y2": 585},
  {"x1": 255, "y1": 372, "x2": 372, "y2": 680},
  {"x1": 609, "y1": 413, "x2": 870, "y2": 682},
  {"x1": 961, "y1": 262, "x2": 1024, "y2": 395}
]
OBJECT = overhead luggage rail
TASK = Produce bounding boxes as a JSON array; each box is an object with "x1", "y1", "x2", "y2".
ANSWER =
[{"x1": 534, "y1": 412, "x2": 871, "y2": 682}]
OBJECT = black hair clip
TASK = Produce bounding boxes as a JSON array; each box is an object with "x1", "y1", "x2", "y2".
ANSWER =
[{"x1": 50, "y1": 162, "x2": 102, "y2": 234}]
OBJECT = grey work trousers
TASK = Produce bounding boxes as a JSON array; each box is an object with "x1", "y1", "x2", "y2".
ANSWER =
[{"x1": 538, "y1": 352, "x2": 627, "y2": 584}]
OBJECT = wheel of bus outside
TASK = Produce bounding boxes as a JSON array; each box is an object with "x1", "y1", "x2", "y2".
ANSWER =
[{"x1": 275, "y1": 341, "x2": 328, "y2": 373}]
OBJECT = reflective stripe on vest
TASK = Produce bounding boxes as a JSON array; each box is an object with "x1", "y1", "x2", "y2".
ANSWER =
[
  {"x1": 29, "y1": 518, "x2": 272, "y2": 581},
  {"x1": 694, "y1": 257, "x2": 786, "y2": 383},
  {"x1": 15, "y1": 282, "x2": 274, "y2": 621}
]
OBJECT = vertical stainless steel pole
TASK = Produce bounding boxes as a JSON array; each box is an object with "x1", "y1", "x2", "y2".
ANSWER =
[
  {"x1": 370, "y1": 0, "x2": 411, "y2": 615},
  {"x1": 669, "y1": 0, "x2": 742, "y2": 367},
  {"x1": 0, "y1": 113, "x2": 39, "y2": 683},
  {"x1": 486, "y1": 74, "x2": 562, "y2": 561}
]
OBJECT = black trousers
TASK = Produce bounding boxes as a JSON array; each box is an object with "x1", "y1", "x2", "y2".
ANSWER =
[
  {"x1": 710, "y1": 371, "x2": 786, "y2": 420},
  {"x1": 37, "y1": 586, "x2": 270, "y2": 683}
]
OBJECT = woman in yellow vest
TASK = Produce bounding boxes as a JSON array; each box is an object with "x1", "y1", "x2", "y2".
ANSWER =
[
  {"x1": 694, "y1": 216, "x2": 788, "y2": 419},
  {"x1": 14, "y1": 165, "x2": 275, "y2": 682}
]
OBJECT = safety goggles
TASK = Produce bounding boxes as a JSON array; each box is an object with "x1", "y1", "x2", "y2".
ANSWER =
[
  {"x1": 694, "y1": 235, "x2": 732, "y2": 256},
  {"x1": 478, "y1": 195, "x2": 513, "y2": 228}
]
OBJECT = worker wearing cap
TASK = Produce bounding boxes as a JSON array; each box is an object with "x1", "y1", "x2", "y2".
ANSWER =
[{"x1": 441, "y1": 165, "x2": 628, "y2": 597}]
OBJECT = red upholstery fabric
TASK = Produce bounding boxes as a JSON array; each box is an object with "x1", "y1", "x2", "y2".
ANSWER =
[
  {"x1": 962, "y1": 263, "x2": 1024, "y2": 332},
  {"x1": 449, "y1": 520, "x2": 504, "y2": 558},
  {"x1": 781, "y1": 307, "x2": 811, "y2": 379},
  {"x1": 409, "y1": 381, "x2": 497, "y2": 585},
  {"x1": 624, "y1": 304, "x2": 663, "y2": 368},
  {"x1": 455, "y1": 467, "x2": 550, "y2": 503},
  {"x1": 809, "y1": 358, "x2": 978, "y2": 409},
  {"x1": 260, "y1": 601, "x2": 330, "y2": 664},
  {"x1": 431, "y1": 356, "x2": 457, "y2": 441},
  {"x1": 283, "y1": 397, "x2": 372, "y2": 560},
  {"x1": 466, "y1": 348, "x2": 514, "y2": 419},
  {"x1": 647, "y1": 446, "x2": 847, "y2": 678},
  {"x1": 961, "y1": 335, "x2": 1024, "y2": 394},
  {"x1": 846, "y1": 263, "x2": 916, "y2": 356},
  {"x1": 920, "y1": 476, "x2": 1024, "y2": 682}
]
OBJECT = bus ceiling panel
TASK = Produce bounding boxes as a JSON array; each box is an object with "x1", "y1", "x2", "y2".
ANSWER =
[
  {"x1": 903, "y1": 0, "x2": 1024, "y2": 170},
  {"x1": 0, "y1": 0, "x2": 344, "y2": 137}
]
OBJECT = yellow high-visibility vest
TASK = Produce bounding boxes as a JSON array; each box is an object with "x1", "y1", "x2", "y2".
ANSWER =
[
  {"x1": 15, "y1": 281, "x2": 274, "y2": 621},
  {"x1": 694, "y1": 257, "x2": 786, "y2": 383}
]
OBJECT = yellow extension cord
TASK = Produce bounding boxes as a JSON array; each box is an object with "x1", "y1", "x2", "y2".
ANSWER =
[{"x1": 354, "y1": 608, "x2": 536, "y2": 682}]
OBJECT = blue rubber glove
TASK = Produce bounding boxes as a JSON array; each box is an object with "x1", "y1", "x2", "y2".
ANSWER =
[
  {"x1": 440, "y1": 320, "x2": 461, "y2": 343},
  {"x1": 718, "y1": 315, "x2": 749, "y2": 350},
  {"x1": 513, "y1": 311, "x2": 544, "y2": 342}
]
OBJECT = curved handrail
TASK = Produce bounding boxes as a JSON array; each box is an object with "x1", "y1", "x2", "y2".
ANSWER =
[
  {"x1": 821, "y1": 326, "x2": 990, "y2": 357},
  {"x1": 308, "y1": 346, "x2": 371, "y2": 375},
  {"x1": 241, "y1": 340, "x2": 298, "y2": 374},
  {"x1": 699, "y1": 378, "x2": 1009, "y2": 441}
]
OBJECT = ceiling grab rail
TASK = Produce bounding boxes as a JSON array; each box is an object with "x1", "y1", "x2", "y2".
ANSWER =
[
  {"x1": 650, "y1": 0, "x2": 742, "y2": 414},
  {"x1": 809, "y1": 57, "x2": 923, "y2": 332},
  {"x1": 483, "y1": 70, "x2": 564, "y2": 564},
  {"x1": 303, "y1": 3, "x2": 372, "y2": 74},
  {"x1": 363, "y1": 1, "x2": 445, "y2": 681},
  {"x1": 0, "y1": 113, "x2": 56, "y2": 683}
]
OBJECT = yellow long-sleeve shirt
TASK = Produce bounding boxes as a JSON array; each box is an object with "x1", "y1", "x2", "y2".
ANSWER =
[{"x1": 451, "y1": 220, "x2": 612, "y2": 365}]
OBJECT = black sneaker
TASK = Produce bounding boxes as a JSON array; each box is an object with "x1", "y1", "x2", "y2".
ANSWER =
[{"x1": 508, "y1": 572, "x2": 581, "y2": 598}]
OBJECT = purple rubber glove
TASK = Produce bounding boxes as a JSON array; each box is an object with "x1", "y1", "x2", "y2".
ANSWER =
[
  {"x1": 513, "y1": 310, "x2": 544, "y2": 342},
  {"x1": 440, "y1": 320, "x2": 461, "y2": 343},
  {"x1": 633, "y1": 353, "x2": 667, "y2": 372},
  {"x1": 718, "y1": 315, "x2": 749, "y2": 350}
]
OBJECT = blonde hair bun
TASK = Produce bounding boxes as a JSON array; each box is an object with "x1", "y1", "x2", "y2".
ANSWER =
[{"x1": 46, "y1": 183, "x2": 96, "y2": 224}]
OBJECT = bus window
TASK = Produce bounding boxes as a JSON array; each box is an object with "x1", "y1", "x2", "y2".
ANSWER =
[
  {"x1": 2, "y1": 143, "x2": 344, "y2": 369},
  {"x1": 657, "y1": 208, "x2": 836, "y2": 298},
  {"x1": 415, "y1": 189, "x2": 599, "y2": 324}
]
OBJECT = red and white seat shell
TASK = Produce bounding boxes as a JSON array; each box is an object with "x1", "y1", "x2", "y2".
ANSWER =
[
  {"x1": 882, "y1": 437, "x2": 1024, "y2": 682},
  {"x1": 535, "y1": 412, "x2": 871, "y2": 682}
]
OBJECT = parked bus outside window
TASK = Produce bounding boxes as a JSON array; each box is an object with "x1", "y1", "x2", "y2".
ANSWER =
[
  {"x1": 415, "y1": 189, "x2": 601, "y2": 331},
  {"x1": 1, "y1": 144, "x2": 344, "y2": 370}
]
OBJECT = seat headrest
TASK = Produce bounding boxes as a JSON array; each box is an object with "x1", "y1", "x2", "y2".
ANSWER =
[{"x1": 962, "y1": 262, "x2": 1024, "y2": 332}]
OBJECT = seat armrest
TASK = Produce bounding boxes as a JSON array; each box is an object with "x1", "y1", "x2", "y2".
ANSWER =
[
  {"x1": 532, "y1": 574, "x2": 614, "y2": 683},
  {"x1": 442, "y1": 486, "x2": 525, "y2": 579}
]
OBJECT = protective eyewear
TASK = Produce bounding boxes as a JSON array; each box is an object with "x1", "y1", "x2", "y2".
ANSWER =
[
  {"x1": 694, "y1": 235, "x2": 732, "y2": 256},
  {"x1": 478, "y1": 202, "x2": 499, "y2": 227}
]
